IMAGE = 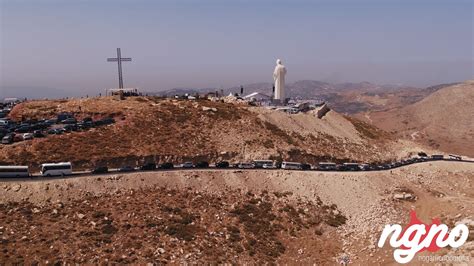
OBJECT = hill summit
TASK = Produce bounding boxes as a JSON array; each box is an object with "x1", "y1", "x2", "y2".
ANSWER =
[{"x1": 1, "y1": 96, "x2": 420, "y2": 169}]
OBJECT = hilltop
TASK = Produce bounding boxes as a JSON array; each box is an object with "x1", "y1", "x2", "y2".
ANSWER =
[
  {"x1": 0, "y1": 96, "x2": 420, "y2": 169},
  {"x1": 156, "y1": 80, "x2": 445, "y2": 114},
  {"x1": 360, "y1": 80, "x2": 474, "y2": 157}
]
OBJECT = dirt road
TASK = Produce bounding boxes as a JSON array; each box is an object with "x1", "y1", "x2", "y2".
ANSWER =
[{"x1": 0, "y1": 161, "x2": 473, "y2": 264}]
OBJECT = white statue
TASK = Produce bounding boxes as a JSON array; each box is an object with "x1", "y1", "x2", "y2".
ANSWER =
[{"x1": 273, "y1": 59, "x2": 287, "y2": 102}]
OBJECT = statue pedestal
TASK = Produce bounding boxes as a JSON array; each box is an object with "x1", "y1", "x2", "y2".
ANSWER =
[{"x1": 271, "y1": 99, "x2": 282, "y2": 105}]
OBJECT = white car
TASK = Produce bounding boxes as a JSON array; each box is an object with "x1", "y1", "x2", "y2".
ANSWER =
[
  {"x1": 22, "y1": 133, "x2": 34, "y2": 140},
  {"x1": 181, "y1": 162, "x2": 194, "y2": 168}
]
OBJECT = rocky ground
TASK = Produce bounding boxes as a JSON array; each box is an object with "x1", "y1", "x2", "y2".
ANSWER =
[
  {"x1": 0, "y1": 187, "x2": 344, "y2": 264},
  {"x1": 0, "y1": 161, "x2": 473, "y2": 264}
]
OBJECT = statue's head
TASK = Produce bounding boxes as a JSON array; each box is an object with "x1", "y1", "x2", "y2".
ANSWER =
[{"x1": 276, "y1": 59, "x2": 282, "y2": 65}]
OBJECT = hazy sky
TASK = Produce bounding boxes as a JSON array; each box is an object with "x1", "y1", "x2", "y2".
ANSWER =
[{"x1": 1, "y1": 0, "x2": 473, "y2": 95}]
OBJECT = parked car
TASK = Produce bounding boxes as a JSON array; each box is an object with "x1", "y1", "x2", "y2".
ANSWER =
[
  {"x1": 0, "y1": 128, "x2": 9, "y2": 137},
  {"x1": 100, "y1": 117, "x2": 115, "y2": 125},
  {"x1": 418, "y1": 152, "x2": 428, "y2": 157},
  {"x1": 119, "y1": 166, "x2": 135, "y2": 172},
  {"x1": 368, "y1": 165, "x2": 378, "y2": 171},
  {"x1": 300, "y1": 163, "x2": 311, "y2": 170},
  {"x1": 57, "y1": 113, "x2": 73, "y2": 122},
  {"x1": 158, "y1": 162, "x2": 174, "y2": 169},
  {"x1": 91, "y1": 166, "x2": 109, "y2": 174},
  {"x1": 63, "y1": 124, "x2": 78, "y2": 132},
  {"x1": 359, "y1": 164, "x2": 371, "y2": 171},
  {"x1": 82, "y1": 117, "x2": 93, "y2": 123},
  {"x1": 22, "y1": 133, "x2": 34, "y2": 140},
  {"x1": 32, "y1": 122, "x2": 45, "y2": 129},
  {"x1": 93, "y1": 120, "x2": 105, "y2": 126},
  {"x1": 33, "y1": 130, "x2": 45, "y2": 138},
  {"x1": 14, "y1": 126, "x2": 31, "y2": 133},
  {"x1": 77, "y1": 121, "x2": 93, "y2": 130},
  {"x1": 181, "y1": 162, "x2": 194, "y2": 168},
  {"x1": 48, "y1": 128, "x2": 63, "y2": 135},
  {"x1": 216, "y1": 161, "x2": 230, "y2": 168},
  {"x1": 140, "y1": 163, "x2": 156, "y2": 171},
  {"x1": 61, "y1": 118, "x2": 77, "y2": 124},
  {"x1": 1, "y1": 135, "x2": 13, "y2": 144},
  {"x1": 341, "y1": 163, "x2": 360, "y2": 171},
  {"x1": 45, "y1": 118, "x2": 57, "y2": 125},
  {"x1": 195, "y1": 161, "x2": 209, "y2": 168}
]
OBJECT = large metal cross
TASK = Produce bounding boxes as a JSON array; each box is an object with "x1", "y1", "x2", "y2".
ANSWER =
[{"x1": 107, "y1": 48, "x2": 132, "y2": 89}]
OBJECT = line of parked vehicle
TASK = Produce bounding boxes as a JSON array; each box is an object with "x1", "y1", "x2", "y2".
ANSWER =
[
  {"x1": 0, "y1": 153, "x2": 466, "y2": 178},
  {"x1": 0, "y1": 112, "x2": 115, "y2": 144}
]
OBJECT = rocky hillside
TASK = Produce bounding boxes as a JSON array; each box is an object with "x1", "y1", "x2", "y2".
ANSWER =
[
  {"x1": 0, "y1": 96, "x2": 416, "y2": 169},
  {"x1": 361, "y1": 80, "x2": 474, "y2": 157},
  {"x1": 0, "y1": 186, "x2": 345, "y2": 264}
]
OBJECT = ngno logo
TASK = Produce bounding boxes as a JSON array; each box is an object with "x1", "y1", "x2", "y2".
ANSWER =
[{"x1": 378, "y1": 210, "x2": 469, "y2": 264}]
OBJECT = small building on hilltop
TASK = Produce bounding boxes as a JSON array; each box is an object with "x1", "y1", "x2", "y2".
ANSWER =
[{"x1": 242, "y1": 92, "x2": 272, "y2": 105}]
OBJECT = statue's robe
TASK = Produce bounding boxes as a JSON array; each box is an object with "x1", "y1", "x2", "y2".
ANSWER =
[{"x1": 273, "y1": 62, "x2": 287, "y2": 101}]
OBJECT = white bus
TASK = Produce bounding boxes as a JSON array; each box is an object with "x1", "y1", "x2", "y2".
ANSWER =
[
  {"x1": 253, "y1": 160, "x2": 274, "y2": 168},
  {"x1": 318, "y1": 162, "x2": 337, "y2": 171},
  {"x1": 448, "y1": 154, "x2": 462, "y2": 161},
  {"x1": 40, "y1": 162, "x2": 73, "y2": 177},
  {"x1": 238, "y1": 162, "x2": 255, "y2": 169},
  {"x1": 281, "y1": 161, "x2": 302, "y2": 170},
  {"x1": 0, "y1": 166, "x2": 30, "y2": 178}
]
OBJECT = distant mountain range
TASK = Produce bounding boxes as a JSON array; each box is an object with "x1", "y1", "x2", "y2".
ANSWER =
[
  {"x1": 151, "y1": 80, "x2": 417, "y2": 99},
  {"x1": 0, "y1": 86, "x2": 83, "y2": 100},
  {"x1": 361, "y1": 80, "x2": 473, "y2": 157},
  {"x1": 2, "y1": 81, "x2": 454, "y2": 115},
  {"x1": 152, "y1": 80, "x2": 462, "y2": 115}
]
